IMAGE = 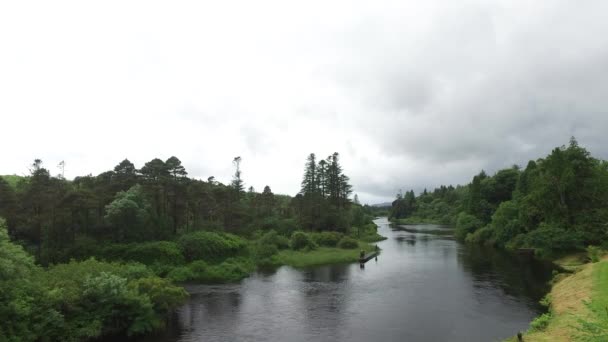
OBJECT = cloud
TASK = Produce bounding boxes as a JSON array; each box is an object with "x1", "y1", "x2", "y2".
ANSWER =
[{"x1": 1, "y1": 0, "x2": 608, "y2": 204}]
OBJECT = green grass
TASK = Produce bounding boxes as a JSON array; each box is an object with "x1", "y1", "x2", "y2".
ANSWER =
[
  {"x1": 504, "y1": 255, "x2": 608, "y2": 341},
  {"x1": 275, "y1": 242, "x2": 377, "y2": 268}
]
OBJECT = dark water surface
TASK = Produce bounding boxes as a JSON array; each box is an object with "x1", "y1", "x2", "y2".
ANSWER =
[{"x1": 143, "y1": 218, "x2": 554, "y2": 342}]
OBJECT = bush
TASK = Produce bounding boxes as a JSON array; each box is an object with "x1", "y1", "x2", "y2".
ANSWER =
[
  {"x1": 490, "y1": 201, "x2": 523, "y2": 247},
  {"x1": 166, "y1": 266, "x2": 194, "y2": 283},
  {"x1": 123, "y1": 241, "x2": 185, "y2": 265},
  {"x1": 588, "y1": 245, "x2": 601, "y2": 263},
  {"x1": 290, "y1": 231, "x2": 316, "y2": 250},
  {"x1": 258, "y1": 230, "x2": 289, "y2": 250},
  {"x1": 130, "y1": 277, "x2": 188, "y2": 314},
  {"x1": 178, "y1": 231, "x2": 247, "y2": 262},
  {"x1": 311, "y1": 231, "x2": 344, "y2": 247},
  {"x1": 523, "y1": 223, "x2": 584, "y2": 256},
  {"x1": 252, "y1": 242, "x2": 279, "y2": 265},
  {"x1": 529, "y1": 313, "x2": 552, "y2": 332},
  {"x1": 42, "y1": 258, "x2": 184, "y2": 340},
  {"x1": 167, "y1": 259, "x2": 253, "y2": 283},
  {"x1": 337, "y1": 236, "x2": 359, "y2": 249},
  {"x1": 465, "y1": 226, "x2": 494, "y2": 244},
  {"x1": 454, "y1": 212, "x2": 483, "y2": 241}
]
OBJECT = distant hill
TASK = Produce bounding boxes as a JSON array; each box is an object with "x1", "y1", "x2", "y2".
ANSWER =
[{"x1": 1, "y1": 175, "x2": 25, "y2": 188}]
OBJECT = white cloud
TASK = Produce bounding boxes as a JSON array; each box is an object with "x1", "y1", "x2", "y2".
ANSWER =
[{"x1": 1, "y1": 0, "x2": 608, "y2": 204}]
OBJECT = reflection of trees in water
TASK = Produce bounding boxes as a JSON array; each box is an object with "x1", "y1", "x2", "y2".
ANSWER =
[
  {"x1": 299, "y1": 264, "x2": 353, "y2": 340},
  {"x1": 177, "y1": 288, "x2": 242, "y2": 339},
  {"x1": 457, "y1": 244, "x2": 554, "y2": 310},
  {"x1": 395, "y1": 234, "x2": 417, "y2": 246}
]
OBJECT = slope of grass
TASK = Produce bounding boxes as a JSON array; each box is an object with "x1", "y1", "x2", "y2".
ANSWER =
[{"x1": 505, "y1": 256, "x2": 608, "y2": 341}]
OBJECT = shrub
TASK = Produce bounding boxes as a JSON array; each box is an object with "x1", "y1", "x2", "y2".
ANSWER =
[
  {"x1": 178, "y1": 231, "x2": 247, "y2": 261},
  {"x1": 490, "y1": 201, "x2": 523, "y2": 247},
  {"x1": 42, "y1": 258, "x2": 183, "y2": 340},
  {"x1": 166, "y1": 266, "x2": 194, "y2": 283},
  {"x1": 290, "y1": 231, "x2": 316, "y2": 250},
  {"x1": 130, "y1": 277, "x2": 188, "y2": 314},
  {"x1": 311, "y1": 231, "x2": 344, "y2": 247},
  {"x1": 122, "y1": 241, "x2": 185, "y2": 265},
  {"x1": 258, "y1": 230, "x2": 289, "y2": 250},
  {"x1": 465, "y1": 226, "x2": 494, "y2": 244},
  {"x1": 168, "y1": 259, "x2": 253, "y2": 283},
  {"x1": 253, "y1": 242, "x2": 279, "y2": 263},
  {"x1": 337, "y1": 236, "x2": 359, "y2": 249},
  {"x1": 588, "y1": 245, "x2": 601, "y2": 263},
  {"x1": 454, "y1": 212, "x2": 483, "y2": 241},
  {"x1": 529, "y1": 313, "x2": 552, "y2": 332},
  {"x1": 523, "y1": 223, "x2": 584, "y2": 255}
]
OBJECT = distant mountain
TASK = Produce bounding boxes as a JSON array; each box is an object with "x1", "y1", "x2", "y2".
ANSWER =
[{"x1": 370, "y1": 202, "x2": 392, "y2": 208}]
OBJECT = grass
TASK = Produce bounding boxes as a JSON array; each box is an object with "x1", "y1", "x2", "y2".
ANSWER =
[
  {"x1": 275, "y1": 242, "x2": 377, "y2": 268},
  {"x1": 504, "y1": 255, "x2": 608, "y2": 341}
]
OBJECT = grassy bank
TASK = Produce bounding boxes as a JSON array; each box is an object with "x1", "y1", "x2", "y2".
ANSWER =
[
  {"x1": 275, "y1": 242, "x2": 377, "y2": 268},
  {"x1": 506, "y1": 255, "x2": 608, "y2": 341},
  {"x1": 67, "y1": 224, "x2": 386, "y2": 285}
]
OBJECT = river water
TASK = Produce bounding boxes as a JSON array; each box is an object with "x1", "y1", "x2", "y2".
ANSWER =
[{"x1": 144, "y1": 217, "x2": 554, "y2": 342}]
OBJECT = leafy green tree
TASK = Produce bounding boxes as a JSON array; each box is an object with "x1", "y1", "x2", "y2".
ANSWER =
[{"x1": 104, "y1": 185, "x2": 150, "y2": 242}]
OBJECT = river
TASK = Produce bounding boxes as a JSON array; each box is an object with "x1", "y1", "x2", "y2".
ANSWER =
[{"x1": 140, "y1": 217, "x2": 554, "y2": 342}]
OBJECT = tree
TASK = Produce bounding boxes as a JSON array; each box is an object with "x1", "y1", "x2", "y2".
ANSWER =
[
  {"x1": 0, "y1": 177, "x2": 16, "y2": 235},
  {"x1": 104, "y1": 185, "x2": 150, "y2": 242},
  {"x1": 113, "y1": 159, "x2": 138, "y2": 192},
  {"x1": 300, "y1": 153, "x2": 317, "y2": 195},
  {"x1": 231, "y1": 156, "x2": 244, "y2": 194}
]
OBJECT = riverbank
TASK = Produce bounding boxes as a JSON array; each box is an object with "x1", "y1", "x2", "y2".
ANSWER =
[
  {"x1": 274, "y1": 242, "x2": 377, "y2": 268},
  {"x1": 164, "y1": 225, "x2": 385, "y2": 283},
  {"x1": 506, "y1": 254, "x2": 608, "y2": 341}
]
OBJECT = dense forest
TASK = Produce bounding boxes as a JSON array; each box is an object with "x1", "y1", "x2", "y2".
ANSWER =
[
  {"x1": 0, "y1": 152, "x2": 379, "y2": 341},
  {"x1": 390, "y1": 138, "x2": 608, "y2": 257}
]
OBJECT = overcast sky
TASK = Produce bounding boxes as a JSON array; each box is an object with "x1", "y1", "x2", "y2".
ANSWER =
[{"x1": 1, "y1": 1, "x2": 608, "y2": 204}]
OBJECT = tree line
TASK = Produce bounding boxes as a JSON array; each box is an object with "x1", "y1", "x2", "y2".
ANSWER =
[
  {"x1": 0, "y1": 153, "x2": 361, "y2": 265},
  {"x1": 390, "y1": 138, "x2": 608, "y2": 256}
]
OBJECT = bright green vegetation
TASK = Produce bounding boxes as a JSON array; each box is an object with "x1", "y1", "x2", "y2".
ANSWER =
[
  {"x1": 390, "y1": 138, "x2": 608, "y2": 258},
  {"x1": 276, "y1": 243, "x2": 376, "y2": 268},
  {"x1": 504, "y1": 256, "x2": 608, "y2": 341},
  {"x1": 0, "y1": 218, "x2": 187, "y2": 342},
  {"x1": 0, "y1": 153, "x2": 381, "y2": 339},
  {"x1": 0, "y1": 175, "x2": 23, "y2": 189}
]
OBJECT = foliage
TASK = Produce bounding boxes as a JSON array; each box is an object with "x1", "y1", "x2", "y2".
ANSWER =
[
  {"x1": 257, "y1": 230, "x2": 289, "y2": 250},
  {"x1": 337, "y1": 236, "x2": 359, "y2": 249},
  {"x1": 166, "y1": 258, "x2": 254, "y2": 283},
  {"x1": 290, "y1": 231, "x2": 317, "y2": 250},
  {"x1": 104, "y1": 185, "x2": 151, "y2": 242},
  {"x1": 178, "y1": 231, "x2": 247, "y2": 262},
  {"x1": 276, "y1": 244, "x2": 376, "y2": 268},
  {"x1": 389, "y1": 138, "x2": 608, "y2": 256},
  {"x1": 454, "y1": 212, "x2": 483, "y2": 241},
  {"x1": 521, "y1": 223, "x2": 584, "y2": 257},
  {"x1": 529, "y1": 312, "x2": 552, "y2": 332},
  {"x1": 588, "y1": 245, "x2": 602, "y2": 263},
  {"x1": 465, "y1": 225, "x2": 493, "y2": 244},
  {"x1": 0, "y1": 217, "x2": 186, "y2": 341},
  {"x1": 310, "y1": 231, "x2": 344, "y2": 247}
]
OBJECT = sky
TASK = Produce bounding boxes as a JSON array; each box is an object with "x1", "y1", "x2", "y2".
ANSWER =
[{"x1": 1, "y1": 1, "x2": 608, "y2": 204}]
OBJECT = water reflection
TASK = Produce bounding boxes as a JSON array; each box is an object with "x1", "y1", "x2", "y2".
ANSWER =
[{"x1": 130, "y1": 218, "x2": 554, "y2": 342}]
